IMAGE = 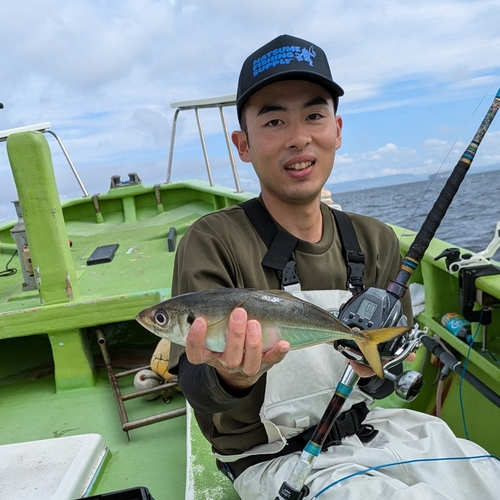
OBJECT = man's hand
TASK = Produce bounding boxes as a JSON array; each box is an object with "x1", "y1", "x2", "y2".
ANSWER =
[{"x1": 185, "y1": 307, "x2": 290, "y2": 392}]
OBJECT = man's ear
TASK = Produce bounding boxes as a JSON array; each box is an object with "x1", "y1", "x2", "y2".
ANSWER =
[
  {"x1": 335, "y1": 115, "x2": 343, "y2": 150},
  {"x1": 231, "y1": 130, "x2": 251, "y2": 163}
]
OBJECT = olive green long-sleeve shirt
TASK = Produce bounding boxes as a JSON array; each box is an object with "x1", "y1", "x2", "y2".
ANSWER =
[{"x1": 169, "y1": 201, "x2": 412, "y2": 455}]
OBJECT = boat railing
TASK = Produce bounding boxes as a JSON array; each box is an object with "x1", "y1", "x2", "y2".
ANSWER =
[
  {"x1": 2, "y1": 94, "x2": 243, "y2": 197},
  {"x1": 0, "y1": 122, "x2": 89, "y2": 197},
  {"x1": 166, "y1": 94, "x2": 243, "y2": 192}
]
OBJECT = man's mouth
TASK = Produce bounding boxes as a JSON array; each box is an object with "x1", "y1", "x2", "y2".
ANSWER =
[{"x1": 285, "y1": 161, "x2": 314, "y2": 171}]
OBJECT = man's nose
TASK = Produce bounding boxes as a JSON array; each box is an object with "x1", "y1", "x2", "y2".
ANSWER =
[{"x1": 285, "y1": 122, "x2": 311, "y2": 150}]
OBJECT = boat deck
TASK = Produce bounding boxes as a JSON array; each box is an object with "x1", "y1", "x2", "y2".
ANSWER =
[
  {"x1": 0, "y1": 179, "x2": 245, "y2": 315},
  {"x1": 0, "y1": 366, "x2": 187, "y2": 498},
  {"x1": 0, "y1": 128, "x2": 250, "y2": 498},
  {"x1": 0, "y1": 156, "x2": 249, "y2": 391}
]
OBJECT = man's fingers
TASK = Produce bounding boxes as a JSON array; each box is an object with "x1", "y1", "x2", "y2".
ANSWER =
[
  {"x1": 348, "y1": 359, "x2": 375, "y2": 378},
  {"x1": 185, "y1": 317, "x2": 209, "y2": 364},
  {"x1": 406, "y1": 352, "x2": 417, "y2": 363},
  {"x1": 186, "y1": 309, "x2": 288, "y2": 387},
  {"x1": 262, "y1": 340, "x2": 290, "y2": 365},
  {"x1": 222, "y1": 308, "x2": 247, "y2": 370},
  {"x1": 240, "y1": 319, "x2": 263, "y2": 376},
  {"x1": 348, "y1": 350, "x2": 418, "y2": 378}
]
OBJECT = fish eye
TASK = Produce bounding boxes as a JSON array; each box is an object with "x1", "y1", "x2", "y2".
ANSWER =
[{"x1": 155, "y1": 310, "x2": 169, "y2": 326}]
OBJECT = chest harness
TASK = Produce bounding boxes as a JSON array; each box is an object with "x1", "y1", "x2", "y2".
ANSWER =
[
  {"x1": 216, "y1": 199, "x2": 378, "y2": 482},
  {"x1": 239, "y1": 197, "x2": 366, "y2": 294}
]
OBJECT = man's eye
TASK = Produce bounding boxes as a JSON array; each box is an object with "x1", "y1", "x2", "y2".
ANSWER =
[
  {"x1": 266, "y1": 119, "x2": 282, "y2": 127},
  {"x1": 307, "y1": 113, "x2": 323, "y2": 121}
]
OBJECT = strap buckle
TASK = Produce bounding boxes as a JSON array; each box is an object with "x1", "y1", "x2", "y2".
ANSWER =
[
  {"x1": 346, "y1": 250, "x2": 365, "y2": 294},
  {"x1": 357, "y1": 424, "x2": 379, "y2": 443},
  {"x1": 322, "y1": 402, "x2": 378, "y2": 448},
  {"x1": 279, "y1": 254, "x2": 301, "y2": 291},
  {"x1": 216, "y1": 459, "x2": 237, "y2": 483}
]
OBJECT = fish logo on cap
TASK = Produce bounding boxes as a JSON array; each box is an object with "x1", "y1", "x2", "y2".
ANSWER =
[{"x1": 252, "y1": 45, "x2": 317, "y2": 77}]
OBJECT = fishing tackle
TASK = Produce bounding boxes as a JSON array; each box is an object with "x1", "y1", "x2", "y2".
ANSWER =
[
  {"x1": 435, "y1": 222, "x2": 500, "y2": 351},
  {"x1": 275, "y1": 87, "x2": 500, "y2": 500},
  {"x1": 337, "y1": 326, "x2": 424, "y2": 402},
  {"x1": 435, "y1": 221, "x2": 500, "y2": 274}
]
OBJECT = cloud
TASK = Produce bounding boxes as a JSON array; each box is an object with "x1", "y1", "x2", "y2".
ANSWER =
[
  {"x1": 333, "y1": 143, "x2": 420, "y2": 183},
  {"x1": 2, "y1": 1, "x2": 176, "y2": 88},
  {"x1": 424, "y1": 139, "x2": 448, "y2": 148},
  {"x1": 1, "y1": 0, "x2": 500, "y2": 223}
]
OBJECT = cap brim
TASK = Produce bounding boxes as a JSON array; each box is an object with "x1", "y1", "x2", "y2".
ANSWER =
[{"x1": 237, "y1": 69, "x2": 344, "y2": 113}]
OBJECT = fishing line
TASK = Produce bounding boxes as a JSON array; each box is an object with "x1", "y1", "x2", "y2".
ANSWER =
[
  {"x1": 0, "y1": 249, "x2": 17, "y2": 277},
  {"x1": 375, "y1": 83, "x2": 500, "y2": 289},
  {"x1": 311, "y1": 453, "x2": 500, "y2": 498}
]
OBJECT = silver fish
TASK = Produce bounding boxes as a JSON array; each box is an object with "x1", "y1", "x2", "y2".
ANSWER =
[{"x1": 136, "y1": 288, "x2": 411, "y2": 378}]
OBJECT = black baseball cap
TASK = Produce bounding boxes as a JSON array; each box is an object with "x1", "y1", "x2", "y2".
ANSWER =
[{"x1": 236, "y1": 34, "x2": 344, "y2": 119}]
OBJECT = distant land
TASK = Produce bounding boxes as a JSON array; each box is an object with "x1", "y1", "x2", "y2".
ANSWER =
[{"x1": 326, "y1": 163, "x2": 500, "y2": 194}]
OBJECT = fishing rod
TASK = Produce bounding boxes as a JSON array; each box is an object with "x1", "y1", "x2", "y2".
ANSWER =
[
  {"x1": 276, "y1": 88, "x2": 500, "y2": 500},
  {"x1": 387, "y1": 88, "x2": 500, "y2": 300},
  {"x1": 276, "y1": 335, "x2": 421, "y2": 500}
]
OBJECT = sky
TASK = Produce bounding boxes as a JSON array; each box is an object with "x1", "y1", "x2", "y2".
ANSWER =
[{"x1": 1, "y1": 0, "x2": 500, "y2": 223}]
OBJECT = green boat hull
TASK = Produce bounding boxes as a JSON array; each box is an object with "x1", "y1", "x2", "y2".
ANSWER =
[{"x1": 0, "y1": 131, "x2": 499, "y2": 498}]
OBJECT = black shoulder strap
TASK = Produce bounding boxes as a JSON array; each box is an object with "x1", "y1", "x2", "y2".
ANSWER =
[
  {"x1": 239, "y1": 199, "x2": 365, "y2": 292},
  {"x1": 331, "y1": 208, "x2": 365, "y2": 294},
  {"x1": 239, "y1": 198, "x2": 300, "y2": 290}
]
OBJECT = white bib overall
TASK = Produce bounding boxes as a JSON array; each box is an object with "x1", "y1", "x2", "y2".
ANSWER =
[{"x1": 231, "y1": 291, "x2": 500, "y2": 499}]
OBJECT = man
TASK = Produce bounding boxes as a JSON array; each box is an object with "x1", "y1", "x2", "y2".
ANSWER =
[{"x1": 168, "y1": 35, "x2": 498, "y2": 499}]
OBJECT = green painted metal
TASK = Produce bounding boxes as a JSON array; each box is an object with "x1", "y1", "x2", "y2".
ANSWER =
[
  {"x1": 388, "y1": 224, "x2": 500, "y2": 455},
  {"x1": 48, "y1": 328, "x2": 97, "y2": 391},
  {"x1": 6, "y1": 132, "x2": 95, "y2": 389},
  {"x1": 7, "y1": 132, "x2": 80, "y2": 305},
  {"x1": 187, "y1": 403, "x2": 237, "y2": 500},
  {"x1": 0, "y1": 370, "x2": 188, "y2": 499},
  {"x1": 0, "y1": 132, "x2": 250, "y2": 392}
]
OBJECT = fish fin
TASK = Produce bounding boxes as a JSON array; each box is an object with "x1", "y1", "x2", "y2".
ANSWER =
[
  {"x1": 206, "y1": 316, "x2": 229, "y2": 330},
  {"x1": 356, "y1": 341, "x2": 384, "y2": 379},
  {"x1": 354, "y1": 326, "x2": 411, "y2": 379},
  {"x1": 205, "y1": 297, "x2": 252, "y2": 331}
]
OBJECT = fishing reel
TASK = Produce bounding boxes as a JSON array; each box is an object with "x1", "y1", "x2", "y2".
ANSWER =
[{"x1": 335, "y1": 287, "x2": 424, "y2": 402}]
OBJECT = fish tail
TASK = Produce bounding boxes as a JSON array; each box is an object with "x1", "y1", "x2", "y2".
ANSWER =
[{"x1": 353, "y1": 326, "x2": 411, "y2": 379}]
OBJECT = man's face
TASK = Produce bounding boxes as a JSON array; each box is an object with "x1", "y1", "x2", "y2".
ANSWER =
[{"x1": 232, "y1": 80, "x2": 342, "y2": 207}]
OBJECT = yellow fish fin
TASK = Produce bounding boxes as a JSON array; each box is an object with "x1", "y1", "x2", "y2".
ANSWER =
[{"x1": 353, "y1": 326, "x2": 411, "y2": 379}]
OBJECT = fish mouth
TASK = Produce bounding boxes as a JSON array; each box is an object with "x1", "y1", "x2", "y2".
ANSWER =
[
  {"x1": 136, "y1": 312, "x2": 148, "y2": 329},
  {"x1": 285, "y1": 160, "x2": 314, "y2": 171}
]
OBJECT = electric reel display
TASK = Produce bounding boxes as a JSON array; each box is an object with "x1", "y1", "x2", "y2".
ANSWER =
[{"x1": 337, "y1": 287, "x2": 408, "y2": 359}]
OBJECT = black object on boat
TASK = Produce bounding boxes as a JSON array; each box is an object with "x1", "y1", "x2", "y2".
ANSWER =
[
  {"x1": 420, "y1": 335, "x2": 500, "y2": 409},
  {"x1": 81, "y1": 486, "x2": 155, "y2": 500}
]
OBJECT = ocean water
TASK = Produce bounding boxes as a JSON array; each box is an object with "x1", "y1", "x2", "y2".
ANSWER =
[{"x1": 331, "y1": 169, "x2": 500, "y2": 258}]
